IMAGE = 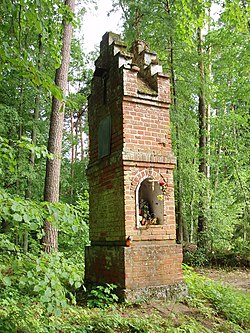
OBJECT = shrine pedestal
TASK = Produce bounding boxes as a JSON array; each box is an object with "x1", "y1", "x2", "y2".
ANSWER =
[{"x1": 85, "y1": 242, "x2": 187, "y2": 301}]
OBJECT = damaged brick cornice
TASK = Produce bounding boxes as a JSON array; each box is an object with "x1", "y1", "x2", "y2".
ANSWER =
[{"x1": 93, "y1": 32, "x2": 170, "y2": 98}]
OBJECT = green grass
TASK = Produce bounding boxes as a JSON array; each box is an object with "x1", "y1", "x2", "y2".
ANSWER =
[
  {"x1": 183, "y1": 265, "x2": 250, "y2": 329},
  {"x1": 0, "y1": 266, "x2": 249, "y2": 333}
]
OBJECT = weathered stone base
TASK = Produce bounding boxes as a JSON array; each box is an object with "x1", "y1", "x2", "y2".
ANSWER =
[{"x1": 122, "y1": 282, "x2": 188, "y2": 302}]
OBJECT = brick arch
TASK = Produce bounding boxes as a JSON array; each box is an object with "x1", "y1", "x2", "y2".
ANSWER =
[{"x1": 130, "y1": 169, "x2": 168, "y2": 195}]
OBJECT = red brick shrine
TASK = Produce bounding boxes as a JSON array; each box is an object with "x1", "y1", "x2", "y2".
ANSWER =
[{"x1": 85, "y1": 32, "x2": 186, "y2": 300}]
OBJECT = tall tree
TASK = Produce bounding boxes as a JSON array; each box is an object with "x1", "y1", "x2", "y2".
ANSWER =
[
  {"x1": 43, "y1": 0, "x2": 75, "y2": 253},
  {"x1": 197, "y1": 26, "x2": 207, "y2": 248}
]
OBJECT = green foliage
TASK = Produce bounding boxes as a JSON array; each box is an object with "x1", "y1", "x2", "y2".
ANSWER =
[
  {"x1": 0, "y1": 136, "x2": 50, "y2": 189},
  {"x1": 0, "y1": 189, "x2": 45, "y2": 248},
  {"x1": 26, "y1": 252, "x2": 84, "y2": 312},
  {"x1": 0, "y1": 187, "x2": 89, "y2": 316},
  {"x1": 0, "y1": 248, "x2": 84, "y2": 314},
  {"x1": 184, "y1": 248, "x2": 208, "y2": 267},
  {"x1": 117, "y1": 0, "x2": 250, "y2": 259},
  {"x1": 1, "y1": 268, "x2": 248, "y2": 332},
  {"x1": 0, "y1": 0, "x2": 69, "y2": 98},
  {"x1": 184, "y1": 265, "x2": 250, "y2": 328},
  {"x1": 0, "y1": 291, "x2": 43, "y2": 333},
  {"x1": 0, "y1": 0, "x2": 249, "y2": 330},
  {"x1": 87, "y1": 283, "x2": 119, "y2": 309},
  {"x1": 0, "y1": 245, "x2": 86, "y2": 316},
  {"x1": 60, "y1": 158, "x2": 89, "y2": 205},
  {"x1": 0, "y1": 0, "x2": 90, "y2": 203},
  {"x1": 59, "y1": 191, "x2": 90, "y2": 253},
  {"x1": 0, "y1": 0, "x2": 90, "y2": 327},
  {"x1": 0, "y1": 188, "x2": 89, "y2": 250}
]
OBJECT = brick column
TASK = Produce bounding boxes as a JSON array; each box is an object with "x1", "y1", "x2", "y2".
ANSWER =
[{"x1": 85, "y1": 32, "x2": 187, "y2": 300}]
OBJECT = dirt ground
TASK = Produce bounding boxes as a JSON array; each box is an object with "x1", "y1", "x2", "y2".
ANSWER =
[
  {"x1": 195, "y1": 267, "x2": 250, "y2": 293},
  {"x1": 120, "y1": 268, "x2": 250, "y2": 331}
]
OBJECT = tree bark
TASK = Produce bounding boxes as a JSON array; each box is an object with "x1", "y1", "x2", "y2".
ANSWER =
[
  {"x1": 165, "y1": 0, "x2": 188, "y2": 243},
  {"x1": 16, "y1": 80, "x2": 24, "y2": 193},
  {"x1": 79, "y1": 116, "x2": 85, "y2": 160},
  {"x1": 197, "y1": 27, "x2": 207, "y2": 248},
  {"x1": 70, "y1": 111, "x2": 75, "y2": 203},
  {"x1": 43, "y1": 0, "x2": 75, "y2": 253}
]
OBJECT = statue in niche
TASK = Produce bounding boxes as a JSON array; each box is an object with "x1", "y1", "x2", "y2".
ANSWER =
[
  {"x1": 139, "y1": 199, "x2": 158, "y2": 226},
  {"x1": 137, "y1": 177, "x2": 166, "y2": 227}
]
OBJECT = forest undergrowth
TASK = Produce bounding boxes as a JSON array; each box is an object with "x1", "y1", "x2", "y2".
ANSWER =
[{"x1": 0, "y1": 265, "x2": 249, "y2": 333}]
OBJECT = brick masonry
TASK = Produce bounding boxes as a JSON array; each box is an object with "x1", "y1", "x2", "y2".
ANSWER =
[{"x1": 85, "y1": 32, "x2": 186, "y2": 300}]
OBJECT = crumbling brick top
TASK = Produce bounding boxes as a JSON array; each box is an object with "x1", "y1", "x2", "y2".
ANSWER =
[{"x1": 93, "y1": 32, "x2": 170, "y2": 101}]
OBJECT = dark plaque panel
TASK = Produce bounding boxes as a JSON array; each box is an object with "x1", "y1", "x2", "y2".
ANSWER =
[{"x1": 98, "y1": 115, "x2": 111, "y2": 158}]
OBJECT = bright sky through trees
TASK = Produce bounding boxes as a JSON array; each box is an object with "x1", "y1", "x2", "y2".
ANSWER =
[
  {"x1": 81, "y1": 1, "x2": 222, "y2": 52},
  {"x1": 82, "y1": 0, "x2": 123, "y2": 52}
]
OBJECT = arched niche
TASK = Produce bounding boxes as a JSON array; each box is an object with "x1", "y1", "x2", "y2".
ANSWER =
[{"x1": 136, "y1": 177, "x2": 164, "y2": 228}]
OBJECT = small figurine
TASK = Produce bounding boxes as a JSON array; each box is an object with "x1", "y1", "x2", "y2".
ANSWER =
[
  {"x1": 139, "y1": 199, "x2": 150, "y2": 225},
  {"x1": 126, "y1": 236, "x2": 132, "y2": 247},
  {"x1": 151, "y1": 213, "x2": 158, "y2": 225}
]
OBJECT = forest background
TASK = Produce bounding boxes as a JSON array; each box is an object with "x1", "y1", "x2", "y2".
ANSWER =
[{"x1": 0, "y1": 0, "x2": 249, "y2": 330}]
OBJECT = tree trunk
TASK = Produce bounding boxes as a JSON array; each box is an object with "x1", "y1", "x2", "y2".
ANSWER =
[
  {"x1": 43, "y1": 0, "x2": 75, "y2": 253},
  {"x1": 197, "y1": 27, "x2": 207, "y2": 248},
  {"x1": 165, "y1": 0, "x2": 188, "y2": 243},
  {"x1": 79, "y1": 116, "x2": 85, "y2": 160},
  {"x1": 70, "y1": 111, "x2": 75, "y2": 203},
  {"x1": 16, "y1": 80, "x2": 24, "y2": 193},
  {"x1": 74, "y1": 119, "x2": 78, "y2": 161},
  {"x1": 206, "y1": 13, "x2": 212, "y2": 251},
  {"x1": 190, "y1": 189, "x2": 195, "y2": 243}
]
